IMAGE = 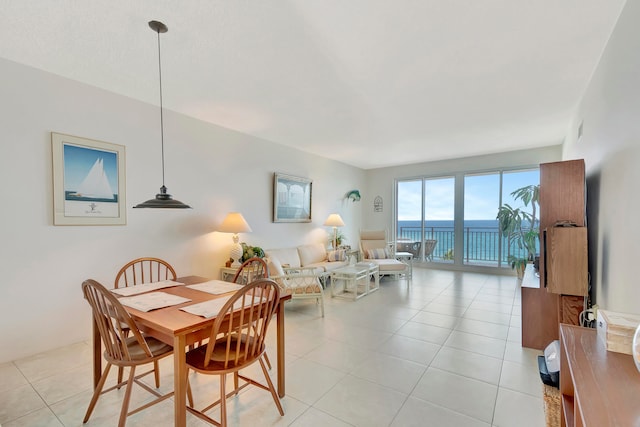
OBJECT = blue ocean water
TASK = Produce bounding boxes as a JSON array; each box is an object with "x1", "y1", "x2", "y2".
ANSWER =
[
  {"x1": 397, "y1": 219, "x2": 536, "y2": 262},
  {"x1": 398, "y1": 219, "x2": 498, "y2": 231}
]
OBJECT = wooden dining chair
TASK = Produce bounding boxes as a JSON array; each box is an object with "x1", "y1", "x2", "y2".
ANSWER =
[
  {"x1": 231, "y1": 256, "x2": 273, "y2": 369},
  {"x1": 81, "y1": 279, "x2": 175, "y2": 427},
  {"x1": 113, "y1": 257, "x2": 177, "y2": 386},
  {"x1": 114, "y1": 257, "x2": 177, "y2": 288},
  {"x1": 185, "y1": 278, "x2": 284, "y2": 426},
  {"x1": 231, "y1": 256, "x2": 268, "y2": 285}
]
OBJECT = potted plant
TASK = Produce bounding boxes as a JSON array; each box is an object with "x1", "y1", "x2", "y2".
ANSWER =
[
  {"x1": 496, "y1": 184, "x2": 540, "y2": 278},
  {"x1": 328, "y1": 230, "x2": 347, "y2": 248},
  {"x1": 240, "y1": 243, "x2": 265, "y2": 262}
]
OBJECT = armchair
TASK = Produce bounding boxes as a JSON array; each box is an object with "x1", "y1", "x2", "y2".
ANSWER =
[
  {"x1": 360, "y1": 230, "x2": 409, "y2": 279},
  {"x1": 266, "y1": 255, "x2": 325, "y2": 317}
]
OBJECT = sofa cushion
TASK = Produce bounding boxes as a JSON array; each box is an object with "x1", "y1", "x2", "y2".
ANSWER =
[
  {"x1": 297, "y1": 243, "x2": 327, "y2": 266},
  {"x1": 265, "y1": 247, "x2": 301, "y2": 268},
  {"x1": 266, "y1": 255, "x2": 285, "y2": 277},
  {"x1": 327, "y1": 249, "x2": 346, "y2": 262},
  {"x1": 366, "y1": 248, "x2": 389, "y2": 259}
]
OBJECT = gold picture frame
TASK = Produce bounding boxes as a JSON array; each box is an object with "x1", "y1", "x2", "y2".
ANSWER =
[{"x1": 52, "y1": 132, "x2": 126, "y2": 225}]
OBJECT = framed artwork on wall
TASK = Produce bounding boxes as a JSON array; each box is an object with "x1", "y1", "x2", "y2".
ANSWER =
[
  {"x1": 51, "y1": 132, "x2": 126, "y2": 225},
  {"x1": 273, "y1": 173, "x2": 312, "y2": 223}
]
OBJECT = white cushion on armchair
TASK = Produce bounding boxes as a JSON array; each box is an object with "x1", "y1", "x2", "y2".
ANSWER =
[{"x1": 266, "y1": 255, "x2": 325, "y2": 317}]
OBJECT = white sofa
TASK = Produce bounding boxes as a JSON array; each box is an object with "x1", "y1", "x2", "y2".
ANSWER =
[
  {"x1": 265, "y1": 243, "x2": 349, "y2": 317},
  {"x1": 265, "y1": 243, "x2": 349, "y2": 276}
]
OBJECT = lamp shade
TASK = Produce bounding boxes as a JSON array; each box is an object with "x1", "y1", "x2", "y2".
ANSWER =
[
  {"x1": 323, "y1": 213, "x2": 345, "y2": 227},
  {"x1": 219, "y1": 212, "x2": 252, "y2": 233}
]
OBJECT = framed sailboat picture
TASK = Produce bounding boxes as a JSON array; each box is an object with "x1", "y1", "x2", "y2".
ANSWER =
[{"x1": 52, "y1": 132, "x2": 126, "y2": 225}]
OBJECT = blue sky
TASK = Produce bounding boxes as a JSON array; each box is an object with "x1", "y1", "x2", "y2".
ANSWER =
[
  {"x1": 398, "y1": 169, "x2": 539, "y2": 221},
  {"x1": 63, "y1": 143, "x2": 119, "y2": 191}
]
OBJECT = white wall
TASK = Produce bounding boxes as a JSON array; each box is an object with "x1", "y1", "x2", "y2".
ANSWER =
[
  {"x1": 363, "y1": 146, "x2": 563, "y2": 232},
  {"x1": 0, "y1": 58, "x2": 365, "y2": 363},
  {"x1": 563, "y1": 0, "x2": 640, "y2": 314}
]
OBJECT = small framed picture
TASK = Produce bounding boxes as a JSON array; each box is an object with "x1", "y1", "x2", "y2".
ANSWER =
[
  {"x1": 51, "y1": 132, "x2": 126, "y2": 225},
  {"x1": 273, "y1": 173, "x2": 312, "y2": 223}
]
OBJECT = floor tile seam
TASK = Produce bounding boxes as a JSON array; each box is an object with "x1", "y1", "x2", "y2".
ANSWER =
[
  {"x1": 353, "y1": 347, "x2": 431, "y2": 371},
  {"x1": 496, "y1": 382, "x2": 545, "y2": 399},
  {"x1": 270, "y1": 394, "x2": 315, "y2": 427},
  {"x1": 435, "y1": 344, "x2": 504, "y2": 365},
  {"x1": 427, "y1": 364, "x2": 504, "y2": 390},
  {"x1": 452, "y1": 326, "x2": 509, "y2": 341},
  {"x1": 346, "y1": 364, "x2": 427, "y2": 396},
  {"x1": 457, "y1": 314, "x2": 512, "y2": 327},
  {"x1": 285, "y1": 360, "x2": 351, "y2": 402},
  {"x1": 448, "y1": 328, "x2": 510, "y2": 353},
  {"x1": 16, "y1": 360, "x2": 93, "y2": 386},
  {"x1": 1, "y1": 383, "x2": 54, "y2": 425},
  {"x1": 400, "y1": 393, "x2": 492, "y2": 426},
  {"x1": 305, "y1": 371, "x2": 394, "y2": 417},
  {"x1": 393, "y1": 329, "x2": 452, "y2": 347},
  {"x1": 441, "y1": 341, "x2": 506, "y2": 361},
  {"x1": 1, "y1": 403, "x2": 58, "y2": 426},
  {"x1": 404, "y1": 318, "x2": 461, "y2": 330},
  {"x1": 327, "y1": 317, "x2": 404, "y2": 339},
  {"x1": 300, "y1": 404, "x2": 356, "y2": 427},
  {"x1": 299, "y1": 350, "x2": 374, "y2": 376},
  {"x1": 462, "y1": 305, "x2": 514, "y2": 316},
  {"x1": 3, "y1": 361, "x2": 29, "y2": 387},
  {"x1": 488, "y1": 350, "x2": 514, "y2": 426},
  {"x1": 424, "y1": 365, "x2": 500, "y2": 425},
  {"x1": 460, "y1": 315, "x2": 511, "y2": 327},
  {"x1": 385, "y1": 391, "x2": 416, "y2": 427}
]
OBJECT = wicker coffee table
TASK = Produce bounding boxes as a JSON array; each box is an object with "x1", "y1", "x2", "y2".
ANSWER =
[{"x1": 330, "y1": 263, "x2": 379, "y2": 300}]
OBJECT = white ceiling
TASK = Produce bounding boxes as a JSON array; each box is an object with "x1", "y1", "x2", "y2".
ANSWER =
[{"x1": 0, "y1": 1, "x2": 626, "y2": 169}]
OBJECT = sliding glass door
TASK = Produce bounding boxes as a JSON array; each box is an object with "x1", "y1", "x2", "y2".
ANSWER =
[
  {"x1": 396, "y1": 177, "x2": 454, "y2": 262},
  {"x1": 463, "y1": 172, "x2": 500, "y2": 266},
  {"x1": 396, "y1": 168, "x2": 538, "y2": 269}
]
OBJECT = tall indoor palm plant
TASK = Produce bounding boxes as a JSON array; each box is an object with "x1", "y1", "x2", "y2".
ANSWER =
[{"x1": 496, "y1": 184, "x2": 540, "y2": 275}]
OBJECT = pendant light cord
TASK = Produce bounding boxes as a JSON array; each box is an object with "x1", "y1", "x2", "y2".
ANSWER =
[{"x1": 156, "y1": 28, "x2": 166, "y2": 187}]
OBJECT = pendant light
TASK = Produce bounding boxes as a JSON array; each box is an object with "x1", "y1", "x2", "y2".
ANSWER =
[{"x1": 134, "y1": 20, "x2": 191, "y2": 209}]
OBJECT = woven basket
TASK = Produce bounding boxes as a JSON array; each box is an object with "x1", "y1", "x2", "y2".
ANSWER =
[{"x1": 542, "y1": 384, "x2": 561, "y2": 427}]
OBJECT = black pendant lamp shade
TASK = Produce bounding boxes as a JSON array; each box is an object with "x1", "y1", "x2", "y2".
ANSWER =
[{"x1": 134, "y1": 20, "x2": 191, "y2": 209}]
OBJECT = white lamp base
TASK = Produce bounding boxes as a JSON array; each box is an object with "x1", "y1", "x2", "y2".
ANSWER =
[
  {"x1": 230, "y1": 244, "x2": 243, "y2": 267},
  {"x1": 230, "y1": 234, "x2": 243, "y2": 267}
]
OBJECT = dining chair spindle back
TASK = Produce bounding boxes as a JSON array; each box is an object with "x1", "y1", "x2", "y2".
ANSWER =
[
  {"x1": 113, "y1": 257, "x2": 176, "y2": 386},
  {"x1": 81, "y1": 279, "x2": 175, "y2": 427},
  {"x1": 231, "y1": 256, "x2": 268, "y2": 285},
  {"x1": 114, "y1": 257, "x2": 177, "y2": 288},
  {"x1": 185, "y1": 278, "x2": 284, "y2": 426}
]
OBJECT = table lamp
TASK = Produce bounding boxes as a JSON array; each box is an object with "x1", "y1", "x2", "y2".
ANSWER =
[
  {"x1": 219, "y1": 212, "x2": 252, "y2": 267},
  {"x1": 324, "y1": 213, "x2": 345, "y2": 249}
]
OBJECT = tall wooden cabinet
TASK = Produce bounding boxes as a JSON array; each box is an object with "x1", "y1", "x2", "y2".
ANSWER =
[{"x1": 522, "y1": 159, "x2": 587, "y2": 350}]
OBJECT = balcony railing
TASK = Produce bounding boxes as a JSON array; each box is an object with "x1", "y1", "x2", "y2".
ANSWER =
[{"x1": 397, "y1": 225, "x2": 533, "y2": 265}]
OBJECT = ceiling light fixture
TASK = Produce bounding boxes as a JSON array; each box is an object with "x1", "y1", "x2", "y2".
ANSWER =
[{"x1": 134, "y1": 20, "x2": 191, "y2": 209}]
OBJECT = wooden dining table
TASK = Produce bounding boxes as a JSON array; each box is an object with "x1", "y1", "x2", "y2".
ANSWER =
[{"x1": 91, "y1": 276, "x2": 290, "y2": 427}]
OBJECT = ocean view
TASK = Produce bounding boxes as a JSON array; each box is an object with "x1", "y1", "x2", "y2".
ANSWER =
[{"x1": 397, "y1": 219, "x2": 536, "y2": 263}]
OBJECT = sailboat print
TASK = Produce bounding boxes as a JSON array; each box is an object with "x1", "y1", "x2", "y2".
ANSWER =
[{"x1": 70, "y1": 158, "x2": 115, "y2": 200}]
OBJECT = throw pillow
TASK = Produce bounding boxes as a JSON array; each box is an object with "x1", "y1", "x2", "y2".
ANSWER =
[
  {"x1": 266, "y1": 255, "x2": 285, "y2": 277},
  {"x1": 366, "y1": 248, "x2": 389, "y2": 259},
  {"x1": 327, "y1": 249, "x2": 346, "y2": 262}
]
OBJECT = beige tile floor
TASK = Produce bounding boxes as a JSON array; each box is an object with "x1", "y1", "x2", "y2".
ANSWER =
[{"x1": 0, "y1": 268, "x2": 546, "y2": 427}]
